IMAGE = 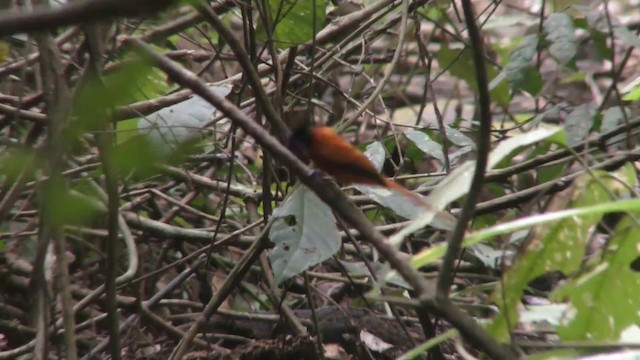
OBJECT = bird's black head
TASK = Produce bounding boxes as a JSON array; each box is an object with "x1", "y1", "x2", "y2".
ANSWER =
[
  {"x1": 290, "y1": 126, "x2": 314, "y2": 146},
  {"x1": 287, "y1": 126, "x2": 314, "y2": 162}
]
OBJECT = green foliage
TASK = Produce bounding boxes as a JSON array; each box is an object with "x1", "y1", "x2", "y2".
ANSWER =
[
  {"x1": 437, "y1": 43, "x2": 510, "y2": 107},
  {"x1": 405, "y1": 129, "x2": 445, "y2": 164},
  {"x1": 623, "y1": 85, "x2": 640, "y2": 101},
  {"x1": 551, "y1": 215, "x2": 640, "y2": 341},
  {"x1": 600, "y1": 106, "x2": 630, "y2": 145},
  {"x1": 74, "y1": 60, "x2": 202, "y2": 180},
  {"x1": 537, "y1": 162, "x2": 566, "y2": 185},
  {"x1": 0, "y1": 41, "x2": 9, "y2": 63},
  {"x1": 397, "y1": 329, "x2": 459, "y2": 360},
  {"x1": 574, "y1": 17, "x2": 613, "y2": 60},
  {"x1": 524, "y1": 349, "x2": 588, "y2": 360},
  {"x1": 73, "y1": 61, "x2": 168, "y2": 144},
  {"x1": 406, "y1": 126, "x2": 562, "y2": 262},
  {"x1": 110, "y1": 134, "x2": 200, "y2": 180},
  {"x1": 419, "y1": 2, "x2": 448, "y2": 21},
  {"x1": 258, "y1": 0, "x2": 326, "y2": 49},
  {"x1": 109, "y1": 134, "x2": 159, "y2": 177},
  {"x1": 487, "y1": 168, "x2": 636, "y2": 340},
  {"x1": 443, "y1": 125, "x2": 475, "y2": 149},
  {"x1": 65, "y1": 60, "x2": 171, "y2": 188},
  {"x1": 42, "y1": 179, "x2": 104, "y2": 227},
  {"x1": 502, "y1": 34, "x2": 543, "y2": 95},
  {"x1": 0, "y1": 149, "x2": 40, "y2": 184},
  {"x1": 115, "y1": 118, "x2": 140, "y2": 144}
]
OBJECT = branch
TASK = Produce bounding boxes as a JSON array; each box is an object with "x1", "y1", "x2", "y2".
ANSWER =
[
  {"x1": 0, "y1": 0, "x2": 175, "y2": 37},
  {"x1": 34, "y1": 30, "x2": 78, "y2": 360},
  {"x1": 436, "y1": 0, "x2": 491, "y2": 296},
  {"x1": 426, "y1": 1, "x2": 518, "y2": 359}
]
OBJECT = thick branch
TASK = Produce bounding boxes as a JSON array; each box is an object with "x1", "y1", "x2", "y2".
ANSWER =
[{"x1": 0, "y1": 0, "x2": 175, "y2": 37}]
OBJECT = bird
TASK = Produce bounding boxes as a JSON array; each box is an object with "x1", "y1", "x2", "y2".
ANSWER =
[{"x1": 288, "y1": 125, "x2": 457, "y2": 226}]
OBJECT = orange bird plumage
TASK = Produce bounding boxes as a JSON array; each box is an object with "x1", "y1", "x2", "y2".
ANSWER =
[{"x1": 288, "y1": 126, "x2": 454, "y2": 222}]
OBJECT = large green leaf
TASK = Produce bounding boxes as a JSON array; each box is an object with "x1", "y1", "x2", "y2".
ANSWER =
[
  {"x1": 623, "y1": 84, "x2": 640, "y2": 101},
  {"x1": 259, "y1": 0, "x2": 326, "y2": 49},
  {"x1": 72, "y1": 61, "x2": 170, "y2": 153},
  {"x1": 444, "y1": 126, "x2": 475, "y2": 149},
  {"x1": 109, "y1": 134, "x2": 162, "y2": 177},
  {"x1": 487, "y1": 168, "x2": 636, "y2": 341},
  {"x1": 269, "y1": 186, "x2": 340, "y2": 285},
  {"x1": 550, "y1": 215, "x2": 640, "y2": 341}
]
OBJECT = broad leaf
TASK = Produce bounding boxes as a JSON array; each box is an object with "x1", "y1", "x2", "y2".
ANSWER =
[
  {"x1": 0, "y1": 148, "x2": 40, "y2": 184},
  {"x1": 488, "y1": 168, "x2": 636, "y2": 340},
  {"x1": 551, "y1": 215, "x2": 640, "y2": 341},
  {"x1": 138, "y1": 85, "x2": 231, "y2": 152},
  {"x1": 269, "y1": 186, "x2": 341, "y2": 285},
  {"x1": 466, "y1": 243, "x2": 513, "y2": 270},
  {"x1": 520, "y1": 303, "x2": 569, "y2": 327},
  {"x1": 544, "y1": 13, "x2": 577, "y2": 65},
  {"x1": 623, "y1": 83, "x2": 640, "y2": 101},
  {"x1": 405, "y1": 129, "x2": 445, "y2": 164},
  {"x1": 444, "y1": 126, "x2": 475, "y2": 149},
  {"x1": 362, "y1": 141, "x2": 385, "y2": 172},
  {"x1": 601, "y1": 106, "x2": 630, "y2": 147},
  {"x1": 43, "y1": 180, "x2": 105, "y2": 227},
  {"x1": 502, "y1": 34, "x2": 542, "y2": 94},
  {"x1": 564, "y1": 104, "x2": 594, "y2": 146}
]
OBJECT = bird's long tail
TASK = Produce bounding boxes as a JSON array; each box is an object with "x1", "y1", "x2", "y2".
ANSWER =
[{"x1": 382, "y1": 178, "x2": 458, "y2": 229}]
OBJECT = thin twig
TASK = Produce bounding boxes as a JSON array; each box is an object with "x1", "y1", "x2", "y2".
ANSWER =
[
  {"x1": 342, "y1": 0, "x2": 409, "y2": 128},
  {"x1": 82, "y1": 22, "x2": 122, "y2": 360}
]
